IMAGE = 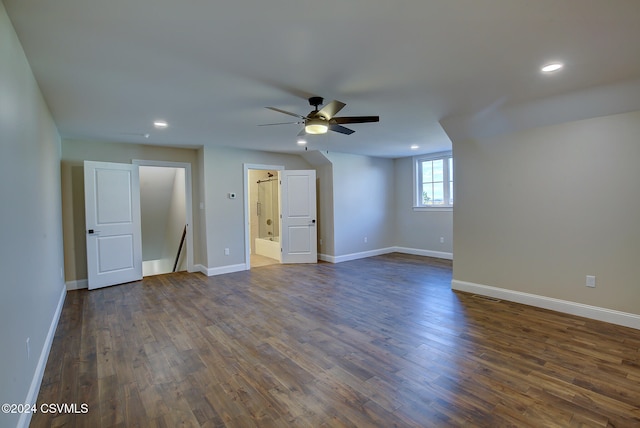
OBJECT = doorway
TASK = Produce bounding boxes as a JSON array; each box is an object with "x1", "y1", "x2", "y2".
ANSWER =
[
  {"x1": 249, "y1": 169, "x2": 281, "y2": 268},
  {"x1": 134, "y1": 160, "x2": 194, "y2": 276},
  {"x1": 244, "y1": 165, "x2": 318, "y2": 269},
  {"x1": 245, "y1": 164, "x2": 284, "y2": 268}
]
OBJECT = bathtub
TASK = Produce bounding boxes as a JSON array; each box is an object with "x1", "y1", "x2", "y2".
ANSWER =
[{"x1": 255, "y1": 236, "x2": 281, "y2": 261}]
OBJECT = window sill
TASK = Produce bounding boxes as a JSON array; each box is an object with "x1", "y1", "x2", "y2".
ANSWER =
[{"x1": 413, "y1": 206, "x2": 453, "y2": 212}]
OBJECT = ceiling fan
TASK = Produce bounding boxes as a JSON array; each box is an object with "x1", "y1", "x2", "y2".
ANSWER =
[{"x1": 260, "y1": 96, "x2": 379, "y2": 136}]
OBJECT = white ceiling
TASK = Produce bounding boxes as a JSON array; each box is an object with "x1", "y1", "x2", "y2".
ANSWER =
[{"x1": 4, "y1": 0, "x2": 640, "y2": 158}]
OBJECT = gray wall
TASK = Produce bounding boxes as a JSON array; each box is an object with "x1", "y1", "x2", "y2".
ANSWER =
[
  {"x1": 202, "y1": 146, "x2": 312, "y2": 268},
  {"x1": 0, "y1": 4, "x2": 65, "y2": 426},
  {"x1": 309, "y1": 151, "x2": 452, "y2": 261},
  {"x1": 325, "y1": 152, "x2": 396, "y2": 257},
  {"x1": 394, "y1": 156, "x2": 453, "y2": 255},
  {"x1": 452, "y1": 110, "x2": 640, "y2": 315},
  {"x1": 163, "y1": 168, "x2": 187, "y2": 268},
  {"x1": 316, "y1": 162, "x2": 335, "y2": 257}
]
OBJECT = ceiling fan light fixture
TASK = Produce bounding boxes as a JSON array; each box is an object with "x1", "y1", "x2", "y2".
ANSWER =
[{"x1": 305, "y1": 118, "x2": 328, "y2": 134}]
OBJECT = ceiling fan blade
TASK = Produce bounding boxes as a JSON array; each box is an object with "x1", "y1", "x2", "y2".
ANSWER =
[
  {"x1": 329, "y1": 124, "x2": 355, "y2": 135},
  {"x1": 258, "y1": 121, "x2": 301, "y2": 126},
  {"x1": 332, "y1": 116, "x2": 380, "y2": 124},
  {"x1": 318, "y1": 100, "x2": 346, "y2": 119},
  {"x1": 265, "y1": 107, "x2": 306, "y2": 119}
]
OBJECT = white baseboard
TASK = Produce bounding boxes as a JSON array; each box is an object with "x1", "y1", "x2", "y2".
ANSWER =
[
  {"x1": 318, "y1": 253, "x2": 333, "y2": 262},
  {"x1": 195, "y1": 263, "x2": 247, "y2": 276},
  {"x1": 65, "y1": 279, "x2": 88, "y2": 290},
  {"x1": 18, "y1": 284, "x2": 66, "y2": 428},
  {"x1": 329, "y1": 247, "x2": 396, "y2": 263},
  {"x1": 194, "y1": 264, "x2": 209, "y2": 275},
  {"x1": 393, "y1": 246, "x2": 453, "y2": 260},
  {"x1": 68, "y1": 264, "x2": 249, "y2": 282},
  {"x1": 321, "y1": 246, "x2": 453, "y2": 264},
  {"x1": 451, "y1": 279, "x2": 640, "y2": 330}
]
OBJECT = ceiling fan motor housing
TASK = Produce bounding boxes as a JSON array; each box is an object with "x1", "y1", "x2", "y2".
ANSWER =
[{"x1": 308, "y1": 96, "x2": 324, "y2": 109}]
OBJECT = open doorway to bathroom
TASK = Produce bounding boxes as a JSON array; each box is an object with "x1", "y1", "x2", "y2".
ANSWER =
[{"x1": 248, "y1": 167, "x2": 282, "y2": 268}]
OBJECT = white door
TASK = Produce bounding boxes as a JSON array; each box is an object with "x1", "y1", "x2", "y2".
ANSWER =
[
  {"x1": 280, "y1": 170, "x2": 317, "y2": 264},
  {"x1": 84, "y1": 161, "x2": 143, "y2": 289}
]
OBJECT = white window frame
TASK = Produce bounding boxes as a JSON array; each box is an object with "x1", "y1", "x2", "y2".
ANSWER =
[{"x1": 413, "y1": 151, "x2": 453, "y2": 211}]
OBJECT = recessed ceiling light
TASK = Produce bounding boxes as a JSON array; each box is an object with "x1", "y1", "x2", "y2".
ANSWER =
[
  {"x1": 297, "y1": 139, "x2": 307, "y2": 145},
  {"x1": 153, "y1": 120, "x2": 168, "y2": 129},
  {"x1": 411, "y1": 145, "x2": 419, "y2": 150},
  {"x1": 541, "y1": 62, "x2": 563, "y2": 73}
]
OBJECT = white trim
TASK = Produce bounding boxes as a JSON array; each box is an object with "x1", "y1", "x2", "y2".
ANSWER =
[
  {"x1": 414, "y1": 150, "x2": 453, "y2": 162},
  {"x1": 412, "y1": 207, "x2": 453, "y2": 213},
  {"x1": 66, "y1": 279, "x2": 88, "y2": 290},
  {"x1": 194, "y1": 264, "x2": 209, "y2": 275},
  {"x1": 132, "y1": 159, "x2": 194, "y2": 274},
  {"x1": 320, "y1": 246, "x2": 453, "y2": 264},
  {"x1": 329, "y1": 247, "x2": 396, "y2": 263},
  {"x1": 393, "y1": 247, "x2": 453, "y2": 260},
  {"x1": 196, "y1": 263, "x2": 247, "y2": 277},
  {"x1": 318, "y1": 253, "x2": 334, "y2": 263},
  {"x1": 18, "y1": 284, "x2": 67, "y2": 428},
  {"x1": 413, "y1": 151, "x2": 453, "y2": 208},
  {"x1": 451, "y1": 279, "x2": 640, "y2": 330}
]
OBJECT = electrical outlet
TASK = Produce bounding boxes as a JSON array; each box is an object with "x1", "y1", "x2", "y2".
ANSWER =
[
  {"x1": 319, "y1": 239, "x2": 323, "y2": 246},
  {"x1": 364, "y1": 237, "x2": 368, "y2": 243},
  {"x1": 440, "y1": 237, "x2": 445, "y2": 243},
  {"x1": 586, "y1": 275, "x2": 596, "y2": 288},
  {"x1": 224, "y1": 248, "x2": 230, "y2": 256},
  {"x1": 26, "y1": 337, "x2": 30, "y2": 360}
]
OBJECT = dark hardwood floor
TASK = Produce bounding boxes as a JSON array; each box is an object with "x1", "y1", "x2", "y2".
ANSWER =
[{"x1": 32, "y1": 254, "x2": 640, "y2": 427}]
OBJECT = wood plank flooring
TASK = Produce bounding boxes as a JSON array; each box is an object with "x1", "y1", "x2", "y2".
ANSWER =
[{"x1": 31, "y1": 254, "x2": 640, "y2": 427}]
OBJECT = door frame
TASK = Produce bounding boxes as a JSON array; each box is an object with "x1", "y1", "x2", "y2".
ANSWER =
[
  {"x1": 243, "y1": 163, "x2": 284, "y2": 269},
  {"x1": 133, "y1": 159, "x2": 195, "y2": 273}
]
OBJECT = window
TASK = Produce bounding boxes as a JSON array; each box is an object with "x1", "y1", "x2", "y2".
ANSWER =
[{"x1": 414, "y1": 152, "x2": 453, "y2": 208}]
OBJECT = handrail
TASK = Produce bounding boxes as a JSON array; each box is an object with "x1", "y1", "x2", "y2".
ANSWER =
[{"x1": 173, "y1": 225, "x2": 187, "y2": 273}]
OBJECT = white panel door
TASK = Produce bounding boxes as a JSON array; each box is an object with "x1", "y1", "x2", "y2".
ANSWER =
[
  {"x1": 281, "y1": 170, "x2": 317, "y2": 264},
  {"x1": 84, "y1": 161, "x2": 143, "y2": 289}
]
